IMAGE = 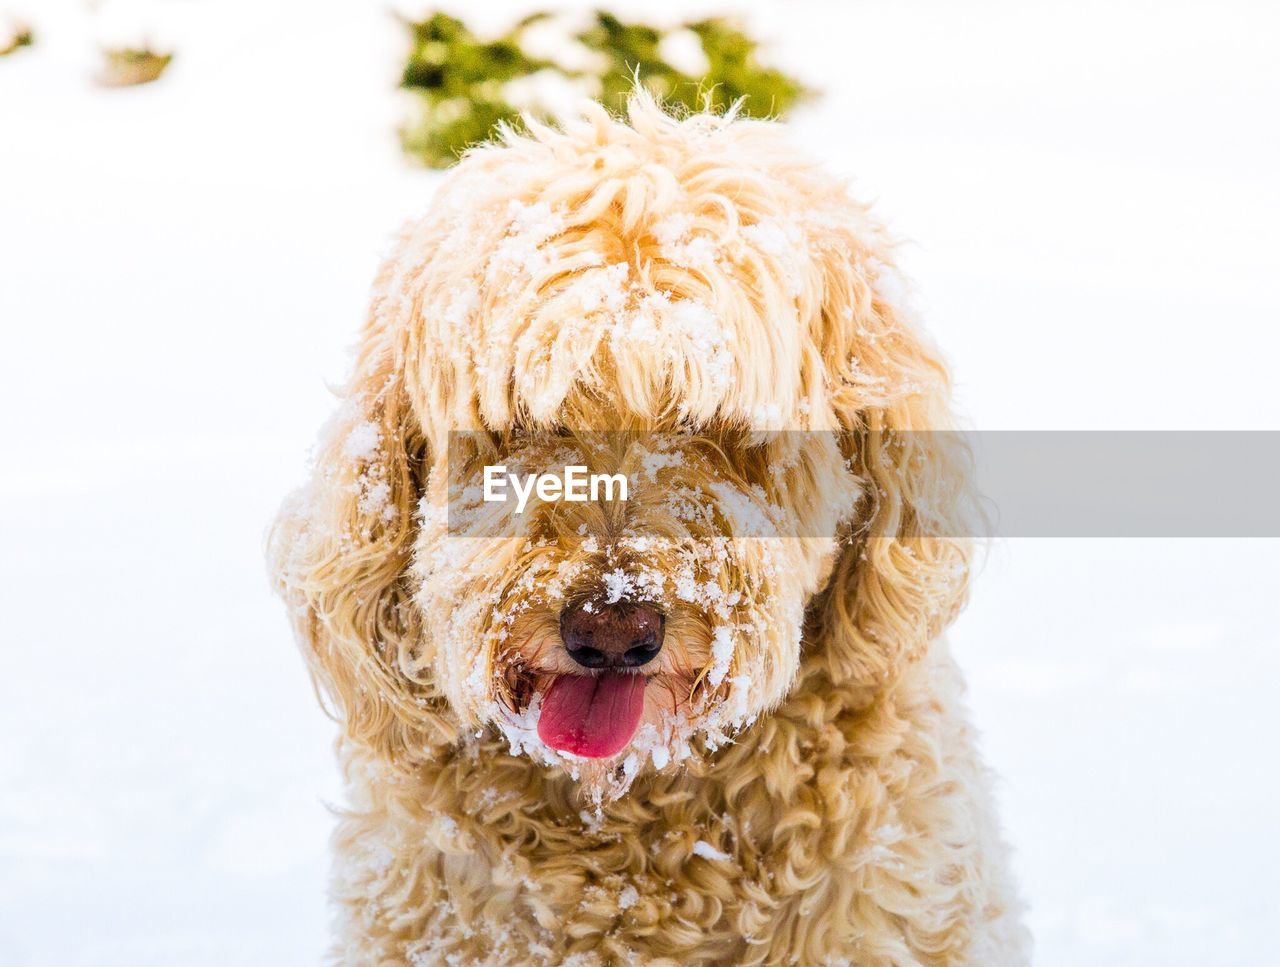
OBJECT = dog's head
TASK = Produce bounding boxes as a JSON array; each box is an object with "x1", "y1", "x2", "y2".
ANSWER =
[{"x1": 270, "y1": 95, "x2": 971, "y2": 798}]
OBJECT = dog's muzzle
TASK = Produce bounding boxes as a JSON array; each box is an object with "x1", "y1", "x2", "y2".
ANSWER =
[{"x1": 535, "y1": 603, "x2": 664, "y2": 758}]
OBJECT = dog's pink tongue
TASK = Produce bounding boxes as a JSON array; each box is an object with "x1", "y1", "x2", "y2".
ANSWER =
[{"x1": 537, "y1": 672, "x2": 647, "y2": 758}]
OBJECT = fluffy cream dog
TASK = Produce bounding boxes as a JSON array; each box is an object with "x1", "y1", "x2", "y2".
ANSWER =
[{"x1": 269, "y1": 94, "x2": 1029, "y2": 965}]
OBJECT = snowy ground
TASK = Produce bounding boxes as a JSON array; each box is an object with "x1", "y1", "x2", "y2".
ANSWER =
[{"x1": 2, "y1": 1, "x2": 1278, "y2": 964}]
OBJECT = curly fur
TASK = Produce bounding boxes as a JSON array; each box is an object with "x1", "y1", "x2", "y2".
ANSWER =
[{"x1": 269, "y1": 93, "x2": 1030, "y2": 965}]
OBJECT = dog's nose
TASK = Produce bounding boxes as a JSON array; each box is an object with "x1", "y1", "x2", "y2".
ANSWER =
[{"x1": 561, "y1": 602, "x2": 665, "y2": 669}]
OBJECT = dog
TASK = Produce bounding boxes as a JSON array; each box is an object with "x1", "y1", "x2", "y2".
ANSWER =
[{"x1": 269, "y1": 93, "x2": 1029, "y2": 965}]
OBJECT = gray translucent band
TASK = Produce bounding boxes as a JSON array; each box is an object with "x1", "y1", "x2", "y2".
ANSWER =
[
  {"x1": 969, "y1": 431, "x2": 1280, "y2": 537},
  {"x1": 442, "y1": 431, "x2": 1280, "y2": 538}
]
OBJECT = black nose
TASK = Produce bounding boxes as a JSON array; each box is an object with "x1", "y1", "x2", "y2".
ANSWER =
[{"x1": 560, "y1": 602, "x2": 665, "y2": 669}]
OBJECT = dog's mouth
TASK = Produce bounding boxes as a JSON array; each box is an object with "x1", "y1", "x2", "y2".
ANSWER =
[{"x1": 536, "y1": 671, "x2": 648, "y2": 758}]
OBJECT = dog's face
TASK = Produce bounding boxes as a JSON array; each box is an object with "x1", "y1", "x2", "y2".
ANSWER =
[
  {"x1": 271, "y1": 97, "x2": 970, "y2": 799},
  {"x1": 413, "y1": 428, "x2": 857, "y2": 793}
]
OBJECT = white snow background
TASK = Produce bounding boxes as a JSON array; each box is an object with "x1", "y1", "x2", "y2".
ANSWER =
[{"x1": 2, "y1": 0, "x2": 1278, "y2": 964}]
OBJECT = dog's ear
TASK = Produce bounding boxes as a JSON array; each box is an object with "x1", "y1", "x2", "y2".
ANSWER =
[
  {"x1": 806, "y1": 222, "x2": 974, "y2": 688},
  {"x1": 268, "y1": 260, "x2": 455, "y2": 759}
]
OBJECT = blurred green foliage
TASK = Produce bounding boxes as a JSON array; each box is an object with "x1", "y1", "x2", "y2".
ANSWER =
[{"x1": 400, "y1": 10, "x2": 812, "y2": 168}]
